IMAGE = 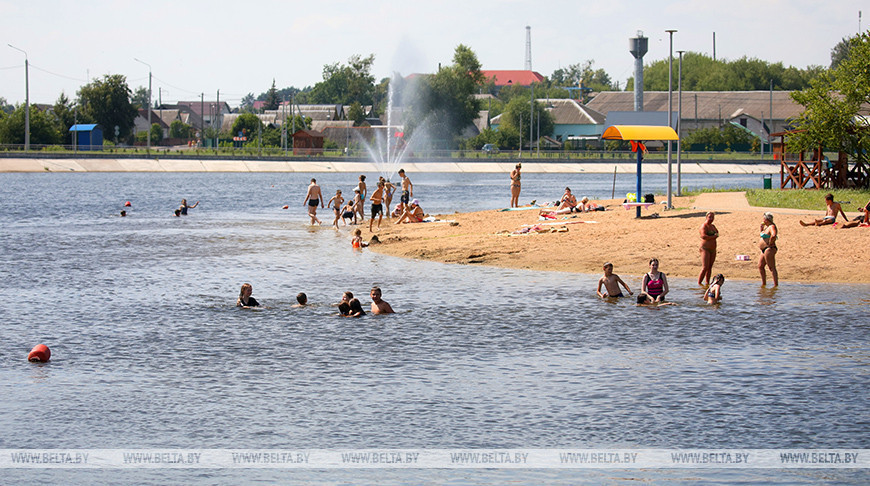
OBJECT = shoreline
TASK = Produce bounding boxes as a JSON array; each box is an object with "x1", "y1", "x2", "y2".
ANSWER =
[
  {"x1": 365, "y1": 192, "x2": 870, "y2": 285},
  {"x1": 0, "y1": 157, "x2": 781, "y2": 174}
]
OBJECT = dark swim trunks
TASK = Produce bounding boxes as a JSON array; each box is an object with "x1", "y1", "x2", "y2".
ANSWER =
[
  {"x1": 308, "y1": 199, "x2": 319, "y2": 207},
  {"x1": 400, "y1": 190, "x2": 410, "y2": 204},
  {"x1": 371, "y1": 203, "x2": 383, "y2": 216},
  {"x1": 610, "y1": 292, "x2": 624, "y2": 298}
]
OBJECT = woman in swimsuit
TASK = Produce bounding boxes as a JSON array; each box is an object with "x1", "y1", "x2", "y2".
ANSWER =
[
  {"x1": 510, "y1": 163, "x2": 522, "y2": 208},
  {"x1": 758, "y1": 212, "x2": 778, "y2": 286},
  {"x1": 642, "y1": 258, "x2": 669, "y2": 302},
  {"x1": 698, "y1": 211, "x2": 719, "y2": 287},
  {"x1": 703, "y1": 273, "x2": 724, "y2": 304},
  {"x1": 558, "y1": 187, "x2": 577, "y2": 210}
]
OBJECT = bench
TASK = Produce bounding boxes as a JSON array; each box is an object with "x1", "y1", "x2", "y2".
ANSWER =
[{"x1": 623, "y1": 202, "x2": 654, "y2": 210}]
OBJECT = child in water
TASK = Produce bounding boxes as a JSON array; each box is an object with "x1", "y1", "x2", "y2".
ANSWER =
[
  {"x1": 236, "y1": 283, "x2": 260, "y2": 308},
  {"x1": 703, "y1": 274, "x2": 724, "y2": 304},
  {"x1": 636, "y1": 293, "x2": 677, "y2": 306},
  {"x1": 351, "y1": 229, "x2": 367, "y2": 249},
  {"x1": 293, "y1": 292, "x2": 308, "y2": 308},
  {"x1": 596, "y1": 262, "x2": 633, "y2": 298}
]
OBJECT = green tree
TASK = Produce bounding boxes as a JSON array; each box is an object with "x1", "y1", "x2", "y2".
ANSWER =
[
  {"x1": 627, "y1": 52, "x2": 822, "y2": 92},
  {"x1": 682, "y1": 124, "x2": 753, "y2": 151},
  {"x1": 52, "y1": 92, "x2": 78, "y2": 144},
  {"x1": 347, "y1": 101, "x2": 366, "y2": 126},
  {"x1": 169, "y1": 120, "x2": 191, "y2": 139},
  {"x1": 308, "y1": 54, "x2": 376, "y2": 105},
  {"x1": 0, "y1": 97, "x2": 13, "y2": 114},
  {"x1": 231, "y1": 113, "x2": 262, "y2": 139},
  {"x1": 132, "y1": 86, "x2": 150, "y2": 109},
  {"x1": 497, "y1": 96, "x2": 554, "y2": 147},
  {"x1": 830, "y1": 35, "x2": 855, "y2": 69},
  {"x1": 264, "y1": 80, "x2": 280, "y2": 110},
  {"x1": 150, "y1": 123, "x2": 163, "y2": 144},
  {"x1": 549, "y1": 60, "x2": 613, "y2": 93},
  {"x1": 789, "y1": 32, "x2": 870, "y2": 163},
  {"x1": 0, "y1": 104, "x2": 62, "y2": 146},
  {"x1": 405, "y1": 45, "x2": 484, "y2": 148},
  {"x1": 77, "y1": 74, "x2": 138, "y2": 141}
]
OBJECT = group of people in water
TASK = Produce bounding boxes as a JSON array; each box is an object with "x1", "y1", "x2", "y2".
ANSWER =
[
  {"x1": 236, "y1": 283, "x2": 395, "y2": 317},
  {"x1": 302, "y1": 169, "x2": 421, "y2": 231}
]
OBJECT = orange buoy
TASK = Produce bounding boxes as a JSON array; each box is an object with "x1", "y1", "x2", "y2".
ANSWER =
[
  {"x1": 124, "y1": 201, "x2": 132, "y2": 207},
  {"x1": 282, "y1": 205, "x2": 289, "y2": 209},
  {"x1": 28, "y1": 344, "x2": 51, "y2": 363}
]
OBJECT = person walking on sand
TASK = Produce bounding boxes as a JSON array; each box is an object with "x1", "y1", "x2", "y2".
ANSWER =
[
  {"x1": 642, "y1": 258, "x2": 669, "y2": 302},
  {"x1": 510, "y1": 163, "x2": 522, "y2": 208},
  {"x1": 303, "y1": 178, "x2": 324, "y2": 225},
  {"x1": 370, "y1": 286, "x2": 395, "y2": 314},
  {"x1": 327, "y1": 189, "x2": 344, "y2": 228},
  {"x1": 398, "y1": 169, "x2": 413, "y2": 206},
  {"x1": 597, "y1": 262, "x2": 633, "y2": 298},
  {"x1": 369, "y1": 180, "x2": 385, "y2": 231},
  {"x1": 758, "y1": 212, "x2": 779, "y2": 286},
  {"x1": 698, "y1": 211, "x2": 719, "y2": 287},
  {"x1": 800, "y1": 193, "x2": 848, "y2": 227}
]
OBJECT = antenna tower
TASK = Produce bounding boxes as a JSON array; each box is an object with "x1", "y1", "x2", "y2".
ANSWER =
[{"x1": 524, "y1": 26, "x2": 532, "y2": 71}]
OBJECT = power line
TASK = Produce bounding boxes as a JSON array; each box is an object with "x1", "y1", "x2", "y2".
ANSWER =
[
  {"x1": 0, "y1": 64, "x2": 23, "y2": 70},
  {"x1": 28, "y1": 63, "x2": 87, "y2": 82}
]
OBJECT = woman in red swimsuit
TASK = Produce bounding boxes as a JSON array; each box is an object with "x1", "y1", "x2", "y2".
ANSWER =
[{"x1": 642, "y1": 258, "x2": 669, "y2": 302}]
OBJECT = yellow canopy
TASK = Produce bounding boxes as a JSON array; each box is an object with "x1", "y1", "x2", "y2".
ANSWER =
[{"x1": 602, "y1": 125, "x2": 679, "y2": 141}]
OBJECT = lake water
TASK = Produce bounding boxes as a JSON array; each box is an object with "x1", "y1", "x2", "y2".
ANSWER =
[{"x1": 0, "y1": 172, "x2": 868, "y2": 485}]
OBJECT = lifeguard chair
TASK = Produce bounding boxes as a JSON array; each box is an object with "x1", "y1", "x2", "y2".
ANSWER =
[{"x1": 772, "y1": 131, "x2": 869, "y2": 189}]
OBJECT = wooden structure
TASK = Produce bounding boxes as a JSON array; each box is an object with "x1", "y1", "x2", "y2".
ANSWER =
[
  {"x1": 292, "y1": 129, "x2": 324, "y2": 156},
  {"x1": 772, "y1": 131, "x2": 869, "y2": 189}
]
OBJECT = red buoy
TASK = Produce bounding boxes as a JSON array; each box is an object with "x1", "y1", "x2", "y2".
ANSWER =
[
  {"x1": 282, "y1": 205, "x2": 289, "y2": 209},
  {"x1": 27, "y1": 344, "x2": 51, "y2": 363},
  {"x1": 124, "y1": 201, "x2": 132, "y2": 207}
]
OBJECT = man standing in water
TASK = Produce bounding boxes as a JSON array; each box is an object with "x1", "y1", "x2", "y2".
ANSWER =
[
  {"x1": 369, "y1": 180, "x2": 385, "y2": 231},
  {"x1": 303, "y1": 178, "x2": 323, "y2": 225},
  {"x1": 398, "y1": 169, "x2": 413, "y2": 206}
]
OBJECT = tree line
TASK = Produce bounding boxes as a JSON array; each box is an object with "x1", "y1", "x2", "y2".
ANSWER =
[{"x1": 0, "y1": 35, "x2": 858, "y2": 151}]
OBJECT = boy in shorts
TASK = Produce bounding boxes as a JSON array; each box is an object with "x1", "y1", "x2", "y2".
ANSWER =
[{"x1": 596, "y1": 262, "x2": 633, "y2": 298}]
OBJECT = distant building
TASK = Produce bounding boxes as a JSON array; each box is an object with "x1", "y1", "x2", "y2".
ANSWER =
[
  {"x1": 586, "y1": 91, "x2": 806, "y2": 140},
  {"x1": 490, "y1": 98, "x2": 606, "y2": 143},
  {"x1": 482, "y1": 70, "x2": 545, "y2": 90},
  {"x1": 69, "y1": 124, "x2": 103, "y2": 150}
]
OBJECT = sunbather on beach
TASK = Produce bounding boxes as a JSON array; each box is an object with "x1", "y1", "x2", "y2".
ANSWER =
[
  {"x1": 580, "y1": 197, "x2": 604, "y2": 212},
  {"x1": 837, "y1": 198, "x2": 870, "y2": 228},
  {"x1": 395, "y1": 199, "x2": 424, "y2": 224},
  {"x1": 558, "y1": 187, "x2": 577, "y2": 210},
  {"x1": 800, "y1": 193, "x2": 847, "y2": 226}
]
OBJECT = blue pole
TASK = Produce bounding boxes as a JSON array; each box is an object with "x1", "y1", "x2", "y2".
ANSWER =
[{"x1": 636, "y1": 142, "x2": 642, "y2": 218}]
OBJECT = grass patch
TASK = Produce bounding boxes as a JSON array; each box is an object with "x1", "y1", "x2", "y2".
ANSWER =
[
  {"x1": 681, "y1": 187, "x2": 750, "y2": 196},
  {"x1": 746, "y1": 189, "x2": 870, "y2": 211}
]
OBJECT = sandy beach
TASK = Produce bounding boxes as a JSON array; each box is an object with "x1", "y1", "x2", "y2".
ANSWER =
[{"x1": 367, "y1": 192, "x2": 870, "y2": 285}]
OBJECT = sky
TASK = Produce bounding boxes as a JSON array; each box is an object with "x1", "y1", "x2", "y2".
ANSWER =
[{"x1": 1, "y1": 0, "x2": 865, "y2": 107}]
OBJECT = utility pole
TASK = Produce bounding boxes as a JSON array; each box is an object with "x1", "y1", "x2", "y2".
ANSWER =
[
  {"x1": 134, "y1": 58, "x2": 152, "y2": 153},
  {"x1": 666, "y1": 29, "x2": 677, "y2": 209},
  {"x1": 215, "y1": 89, "x2": 220, "y2": 149},
  {"x1": 8, "y1": 44, "x2": 29, "y2": 150},
  {"x1": 200, "y1": 93, "x2": 204, "y2": 147},
  {"x1": 530, "y1": 84, "x2": 534, "y2": 157},
  {"x1": 677, "y1": 50, "x2": 684, "y2": 196}
]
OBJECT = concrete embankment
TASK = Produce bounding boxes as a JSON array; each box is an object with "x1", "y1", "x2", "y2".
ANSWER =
[{"x1": 0, "y1": 156, "x2": 780, "y2": 175}]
